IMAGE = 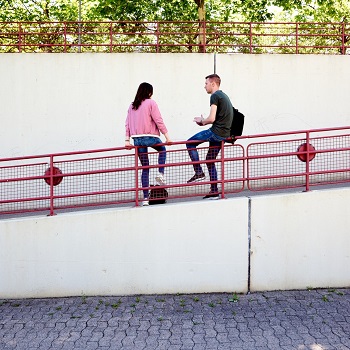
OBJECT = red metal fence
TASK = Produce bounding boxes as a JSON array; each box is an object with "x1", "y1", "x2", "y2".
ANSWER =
[
  {"x1": 0, "y1": 21, "x2": 349, "y2": 54},
  {"x1": 1, "y1": 126, "x2": 350, "y2": 217}
]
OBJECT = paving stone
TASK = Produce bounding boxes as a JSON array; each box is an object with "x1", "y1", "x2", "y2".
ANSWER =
[{"x1": 0, "y1": 288, "x2": 350, "y2": 350}]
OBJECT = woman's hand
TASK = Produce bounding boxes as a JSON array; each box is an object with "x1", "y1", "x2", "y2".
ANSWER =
[
  {"x1": 164, "y1": 132, "x2": 172, "y2": 144},
  {"x1": 125, "y1": 140, "x2": 133, "y2": 150}
]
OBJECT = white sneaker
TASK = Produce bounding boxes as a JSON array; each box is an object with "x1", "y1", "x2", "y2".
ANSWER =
[
  {"x1": 142, "y1": 200, "x2": 149, "y2": 206},
  {"x1": 155, "y1": 173, "x2": 166, "y2": 186}
]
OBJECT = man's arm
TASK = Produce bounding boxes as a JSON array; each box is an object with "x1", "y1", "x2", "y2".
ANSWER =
[{"x1": 202, "y1": 104, "x2": 217, "y2": 125}]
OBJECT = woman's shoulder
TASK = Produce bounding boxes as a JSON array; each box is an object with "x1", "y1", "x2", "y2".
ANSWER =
[{"x1": 143, "y1": 98, "x2": 158, "y2": 107}]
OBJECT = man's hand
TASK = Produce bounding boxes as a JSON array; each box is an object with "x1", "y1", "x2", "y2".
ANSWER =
[{"x1": 193, "y1": 115, "x2": 204, "y2": 126}]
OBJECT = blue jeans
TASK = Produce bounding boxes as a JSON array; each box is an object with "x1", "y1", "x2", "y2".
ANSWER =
[
  {"x1": 186, "y1": 128, "x2": 225, "y2": 192},
  {"x1": 133, "y1": 136, "x2": 166, "y2": 199}
]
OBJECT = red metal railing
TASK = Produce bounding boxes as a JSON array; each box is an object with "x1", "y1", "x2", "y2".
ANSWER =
[
  {"x1": 1, "y1": 126, "x2": 350, "y2": 217},
  {"x1": 0, "y1": 21, "x2": 349, "y2": 54}
]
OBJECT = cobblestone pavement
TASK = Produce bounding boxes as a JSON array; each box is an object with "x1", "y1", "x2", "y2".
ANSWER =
[{"x1": 1, "y1": 288, "x2": 350, "y2": 350}]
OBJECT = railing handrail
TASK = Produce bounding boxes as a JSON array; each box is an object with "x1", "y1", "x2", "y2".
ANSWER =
[{"x1": 1, "y1": 125, "x2": 350, "y2": 217}]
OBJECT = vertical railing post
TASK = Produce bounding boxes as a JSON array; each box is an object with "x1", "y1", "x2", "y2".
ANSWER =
[
  {"x1": 49, "y1": 155, "x2": 55, "y2": 216},
  {"x1": 64, "y1": 22, "x2": 67, "y2": 53},
  {"x1": 243, "y1": 145, "x2": 247, "y2": 191},
  {"x1": 249, "y1": 22, "x2": 252, "y2": 54},
  {"x1": 305, "y1": 132, "x2": 311, "y2": 192},
  {"x1": 341, "y1": 21, "x2": 345, "y2": 55},
  {"x1": 220, "y1": 141, "x2": 225, "y2": 199},
  {"x1": 296, "y1": 22, "x2": 299, "y2": 54},
  {"x1": 78, "y1": 1, "x2": 82, "y2": 53},
  {"x1": 110, "y1": 22, "x2": 113, "y2": 53},
  {"x1": 18, "y1": 22, "x2": 22, "y2": 53},
  {"x1": 134, "y1": 147, "x2": 140, "y2": 206}
]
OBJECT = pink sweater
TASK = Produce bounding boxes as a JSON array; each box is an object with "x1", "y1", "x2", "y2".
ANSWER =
[{"x1": 125, "y1": 99, "x2": 168, "y2": 138}]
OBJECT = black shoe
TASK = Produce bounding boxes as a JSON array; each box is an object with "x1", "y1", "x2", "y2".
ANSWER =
[
  {"x1": 203, "y1": 192, "x2": 219, "y2": 200},
  {"x1": 187, "y1": 172, "x2": 205, "y2": 183}
]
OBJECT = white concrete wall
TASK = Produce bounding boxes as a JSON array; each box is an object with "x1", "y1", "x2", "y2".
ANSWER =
[
  {"x1": 1, "y1": 53, "x2": 350, "y2": 298},
  {"x1": 1, "y1": 187, "x2": 350, "y2": 298},
  {"x1": 1, "y1": 54, "x2": 350, "y2": 158},
  {"x1": 250, "y1": 187, "x2": 350, "y2": 291},
  {"x1": 0, "y1": 198, "x2": 249, "y2": 299}
]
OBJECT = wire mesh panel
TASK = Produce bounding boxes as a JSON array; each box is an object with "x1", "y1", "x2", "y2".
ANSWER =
[
  {"x1": 0, "y1": 158, "x2": 51, "y2": 213},
  {"x1": 247, "y1": 134, "x2": 350, "y2": 191},
  {"x1": 307, "y1": 135, "x2": 350, "y2": 185},
  {"x1": 247, "y1": 138, "x2": 306, "y2": 191},
  {"x1": 51, "y1": 149, "x2": 137, "y2": 209},
  {"x1": 143, "y1": 146, "x2": 214, "y2": 200},
  {"x1": 0, "y1": 149, "x2": 139, "y2": 215},
  {"x1": 221, "y1": 144, "x2": 245, "y2": 193},
  {"x1": 142, "y1": 143, "x2": 245, "y2": 201}
]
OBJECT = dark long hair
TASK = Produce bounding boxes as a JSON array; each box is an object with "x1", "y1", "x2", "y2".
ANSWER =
[{"x1": 132, "y1": 82, "x2": 153, "y2": 110}]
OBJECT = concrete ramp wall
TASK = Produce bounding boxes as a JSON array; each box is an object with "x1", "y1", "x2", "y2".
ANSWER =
[
  {"x1": 1, "y1": 188, "x2": 349, "y2": 299},
  {"x1": 250, "y1": 188, "x2": 350, "y2": 291},
  {"x1": 0, "y1": 198, "x2": 249, "y2": 298}
]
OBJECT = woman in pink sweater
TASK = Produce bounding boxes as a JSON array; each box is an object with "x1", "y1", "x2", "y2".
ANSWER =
[{"x1": 125, "y1": 82, "x2": 172, "y2": 206}]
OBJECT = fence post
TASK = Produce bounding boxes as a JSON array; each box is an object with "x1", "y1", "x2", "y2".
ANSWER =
[
  {"x1": 78, "y1": 23, "x2": 82, "y2": 53},
  {"x1": 305, "y1": 132, "x2": 311, "y2": 192},
  {"x1": 110, "y1": 22, "x2": 113, "y2": 53},
  {"x1": 341, "y1": 22, "x2": 345, "y2": 55},
  {"x1": 134, "y1": 147, "x2": 140, "y2": 206},
  {"x1": 64, "y1": 22, "x2": 67, "y2": 53},
  {"x1": 296, "y1": 22, "x2": 299, "y2": 54},
  {"x1": 49, "y1": 155, "x2": 55, "y2": 216},
  {"x1": 18, "y1": 22, "x2": 22, "y2": 53},
  {"x1": 220, "y1": 141, "x2": 225, "y2": 198},
  {"x1": 249, "y1": 23, "x2": 252, "y2": 54}
]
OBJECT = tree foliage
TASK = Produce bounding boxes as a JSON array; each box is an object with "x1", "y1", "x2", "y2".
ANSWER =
[
  {"x1": 1, "y1": 0, "x2": 349, "y2": 23},
  {"x1": 93, "y1": 0, "x2": 275, "y2": 22},
  {"x1": 0, "y1": 0, "x2": 348, "y2": 53},
  {"x1": 272, "y1": 0, "x2": 350, "y2": 22},
  {"x1": 0, "y1": 0, "x2": 98, "y2": 21}
]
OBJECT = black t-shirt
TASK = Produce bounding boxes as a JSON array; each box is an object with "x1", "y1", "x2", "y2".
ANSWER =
[{"x1": 210, "y1": 90, "x2": 233, "y2": 138}]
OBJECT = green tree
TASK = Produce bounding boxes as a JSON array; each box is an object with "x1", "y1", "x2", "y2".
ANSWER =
[
  {"x1": 1, "y1": 0, "x2": 349, "y2": 23},
  {"x1": 1, "y1": 0, "x2": 348, "y2": 53},
  {"x1": 0, "y1": 0, "x2": 101, "y2": 22},
  {"x1": 91, "y1": 0, "x2": 276, "y2": 52},
  {"x1": 272, "y1": 0, "x2": 350, "y2": 22},
  {"x1": 92, "y1": 0, "x2": 275, "y2": 22},
  {"x1": 0, "y1": 1, "x2": 100, "y2": 52},
  {"x1": 1, "y1": 0, "x2": 75, "y2": 21},
  {"x1": 271, "y1": 0, "x2": 349, "y2": 53}
]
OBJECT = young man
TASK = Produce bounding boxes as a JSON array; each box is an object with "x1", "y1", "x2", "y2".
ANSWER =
[{"x1": 186, "y1": 74, "x2": 233, "y2": 199}]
